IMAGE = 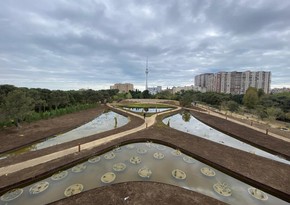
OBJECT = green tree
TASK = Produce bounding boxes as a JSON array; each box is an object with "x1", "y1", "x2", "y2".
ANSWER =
[
  {"x1": 243, "y1": 87, "x2": 259, "y2": 109},
  {"x1": 266, "y1": 107, "x2": 283, "y2": 121},
  {"x1": 2, "y1": 90, "x2": 34, "y2": 127},
  {"x1": 227, "y1": 101, "x2": 239, "y2": 112}
]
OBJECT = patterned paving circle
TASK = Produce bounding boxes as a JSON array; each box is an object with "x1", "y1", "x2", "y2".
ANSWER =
[
  {"x1": 171, "y1": 149, "x2": 182, "y2": 156},
  {"x1": 0, "y1": 189, "x2": 23, "y2": 202},
  {"x1": 153, "y1": 152, "x2": 165, "y2": 159},
  {"x1": 51, "y1": 171, "x2": 68, "y2": 181},
  {"x1": 172, "y1": 169, "x2": 186, "y2": 180},
  {"x1": 101, "y1": 172, "x2": 116, "y2": 183},
  {"x1": 64, "y1": 184, "x2": 84, "y2": 197},
  {"x1": 248, "y1": 188, "x2": 268, "y2": 201},
  {"x1": 137, "y1": 148, "x2": 147, "y2": 154},
  {"x1": 138, "y1": 167, "x2": 152, "y2": 178},
  {"x1": 130, "y1": 156, "x2": 141, "y2": 164},
  {"x1": 213, "y1": 182, "x2": 232, "y2": 197},
  {"x1": 113, "y1": 163, "x2": 126, "y2": 172},
  {"x1": 201, "y1": 167, "x2": 216, "y2": 177},
  {"x1": 88, "y1": 156, "x2": 101, "y2": 163},
  {"x1": 72, "y1": 163, "x2": 87, "y2": 173},
  {"x1": 104, "y1": 152, "x2": 116, "y2": 160},
  {"x1": 29, "y1": 181, "x2": 49, "y2": 195},
  {"x1": 183, "y1": 156, "x2": 195, "y2": 164}
]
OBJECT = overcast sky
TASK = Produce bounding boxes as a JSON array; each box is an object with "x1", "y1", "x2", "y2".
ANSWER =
[{"x1": 0, "y1": 0, "x2": 290, "y2": 91}]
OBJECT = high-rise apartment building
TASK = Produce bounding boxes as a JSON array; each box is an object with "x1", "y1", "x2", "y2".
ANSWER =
[
  {"x1": 194, "y1": 71, "x2": 271, "y2": 94},
  {"x1": 110, "y1": 83, "x2": 134, "y2": 93}
]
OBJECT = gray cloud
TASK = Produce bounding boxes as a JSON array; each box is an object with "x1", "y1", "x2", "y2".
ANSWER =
[{"x1": 0, "y1": 0, "x2": 289, "y2": 90}]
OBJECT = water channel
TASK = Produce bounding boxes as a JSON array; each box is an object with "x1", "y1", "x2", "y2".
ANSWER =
[
  {"x1": 162, "y1": 112, "x2": 290, "y2": 165},
  {"x1": 0, "y1": 111, "x2": 128, "y2": 160},
  {"x1": 0, "y1": 142, "x2": 287, "y2": 205}
]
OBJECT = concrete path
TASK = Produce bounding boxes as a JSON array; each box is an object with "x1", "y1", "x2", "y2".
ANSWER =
[
  {"x1": 0, "y1": 105, "x2": 181, "y2": 176},
  {"x1": 192, "y1": 105, "x2": 290, "y2": 143}
]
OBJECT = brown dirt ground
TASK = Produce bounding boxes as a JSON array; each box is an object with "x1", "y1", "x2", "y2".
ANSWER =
[{"x1": 0, "y1": 106, "x2": 289, "y2": 204}]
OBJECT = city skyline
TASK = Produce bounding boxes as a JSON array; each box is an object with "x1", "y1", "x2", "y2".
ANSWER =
[{"x1": 0, "y1": 0, "x2": 290, "y2": 91}]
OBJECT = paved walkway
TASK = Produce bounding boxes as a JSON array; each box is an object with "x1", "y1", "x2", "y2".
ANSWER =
[
  {"x1": 0, "y1": 105, "x2": 181, "y2": 176},
  {"x1": 192, "y1": 105, "x2": 290, "y2": 143}
]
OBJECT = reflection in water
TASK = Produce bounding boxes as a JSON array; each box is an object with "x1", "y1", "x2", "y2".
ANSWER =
[
  {"x1": 0, "y1": 111, "x2": 128, "y2": 159},
  {"x1": 123, "y1": 107, "x2": 172, "y2": 113},
  {"x1": 182, "y1": 111, "x2": 191, "y2": 122},
  {"x1": 163, "y1": 114, "x2": 290, "y2": 165},
  {"x1": 0, "y1": 142, "x2": 287, "y2": 205}
]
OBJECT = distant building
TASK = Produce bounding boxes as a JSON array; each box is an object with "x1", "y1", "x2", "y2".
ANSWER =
[
  {"x1": 110, "y1": 83, "x2": 134, "y2": 93},
  {"x1": 271, "y1": 87, "x2": 290, "y2": 94},
  {"x1": 148, "y1": 86, "x2": 162, "y2": 95},
  {"x1": 195, "y1": 71, "x2": 271, "y2": 94},
  {"x1": 172, "y1": 85, "x2": 199, "y2": 94}
]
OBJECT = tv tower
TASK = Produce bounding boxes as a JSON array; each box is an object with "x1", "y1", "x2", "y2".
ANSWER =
[{"x1": 145, "y1": 57, "x2": 149, "y2": 90}]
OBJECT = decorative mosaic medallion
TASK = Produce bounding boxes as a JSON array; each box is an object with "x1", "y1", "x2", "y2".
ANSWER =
[
  {"x1": 137, "y1": 148, "x2": 147, "y2": 154},
  {"x1": 113, "y1": 163, "x2": 126, "y2": 172},
  {"x1": 104, "y1": 152, "x2": 116, "y2": 160},
  {"x1": 51, "y1": 171, "x2": 68, "y2": 181},
  {"x1": 171, "y1": 149, "x2": 182, "y2": 156},
  {"x1": 153, "y1": 152, "x2": 165, "y2": 160},
  {"x1": 101, "y1": 172, "x2": 116, "y2": 183},
  {"x1": 157, "y1": 145, "x2": 166, "y2": 150},
  {"x1": 126, "y1": 144, "x2": 135, "y2": 149},
  {"x1": 29, "y1": 181, "x2": 49, "y2": 195},
  {"x1": 1, "y1": 189, "x2": 23, "y2": 202},
  {"x1": 72, "y1": 163, "x2": 87, "y2": 173},
  {"x1": 201, "y1": 167, "x2": 216, "y2": 177},
  {"x1": 248, "y1": 188, "x2": 268, "y2": 201},
  {"x1": 130, "y1": 156, "x2": 141, "y2": 164},
  {"x1": 172, "y1": 169, "x2": 186, "y2": 180},
  {"x1": 138, "y1": 167, "x2": 152, "y2": 178},
  {"x1": 183, "y1": 156, "x2": 195, "y2": 164},
  {"x1": 64, "y1": 184, "x2": 84, "y2": 197},
  {"x1": 213, "y1": 182, "x2": 232, "y2": 197},
  {"x1": 88, "y1": 156, "x2": 101, "y2": 163}
]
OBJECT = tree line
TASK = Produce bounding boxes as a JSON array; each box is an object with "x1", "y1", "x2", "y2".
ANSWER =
[{"x1": 0, "y1": 85, "x2": 118, "y2": 127}]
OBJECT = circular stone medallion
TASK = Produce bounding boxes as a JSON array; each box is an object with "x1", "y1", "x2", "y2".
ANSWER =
[
  {"x1": 104, "y1": 152, "x2": 116, "y2": 160},
  {"x1": 145, "y1": 141, "x2": 153, "y2": 148},
  {"x1": 213, "y1": 182, "x2": 232, "y2": 197},
  {"x1": 88, "y1": 156, "x2": 101, "y2": 163},
  {"x1": 130, "y1": 156, "x2": 141, "y2": 164},
  {"x1": 51, "y1": 171, "x2": 68, "y2": 181},
  {"x1": 101, "y1": 172, "x2": 116, "y2": 183},
  {"x1": 64, "y1": 184, "x2": 84, "y2": 197},
  {"x1": 72, "y1": 163, "x2": 87, "y2": 173},
  {"x1": 138, "y1": 167, "x2": 152, "y2": 178},
  {"x1": 137, "y1": 148, "x2": 147, "y2": 154},
  {"x1": 171, "y1": 149, "x2": 182, "y2": 156},
  {"x1": 172, "y1": 169, "x2": 186, "y2": 180},
  {"x1": 248, "y1": 188, "x2": 268, "y2": 201},
  {"x1": 1, "y1": 189, "x2": 23, "y2": 202},
  {"x1": 113, "y1": 163, "x2": 126, "y2": 172},
  {"x1": 29, "y1": 181, "x2": 49, "y2": 195},
  {"x1": 126, "y1": 144, "x2": 135, "y2": 149},
  {"x1": 153, "y1": 152, "x2": 165, "y2": 160},
  {"x1": 183, "y1": 156, "x2": 195, "y2": 164},
  {"x1": 201, "y1": 167, "x2": 216, "y2": 177}
]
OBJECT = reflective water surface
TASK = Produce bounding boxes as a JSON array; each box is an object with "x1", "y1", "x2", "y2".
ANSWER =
[
  {"x1": 0, "y1": 111, "x2": 128, "y2": 159},
  {"x1": 0, "y1": 142, "x2": 287, "y2": 205},
  {"x1": 162, "y1": 113, "x2": 290, "y2": 165},
  {"x1": 123, "y1": 107, "x2": 172, "y2": 113}
]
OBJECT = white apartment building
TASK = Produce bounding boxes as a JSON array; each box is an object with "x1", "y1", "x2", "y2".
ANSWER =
[
  {"x1": 194, "y1": 71, "x2": 271, "y2": 95},
  {"x1": 148, "y1": 86, "x2": 162, "y2": 95}
]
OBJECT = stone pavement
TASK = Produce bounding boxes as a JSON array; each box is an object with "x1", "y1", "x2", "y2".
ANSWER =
[{"x1": 0, "y1": 105, "x2": 181, "y2": 176}]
